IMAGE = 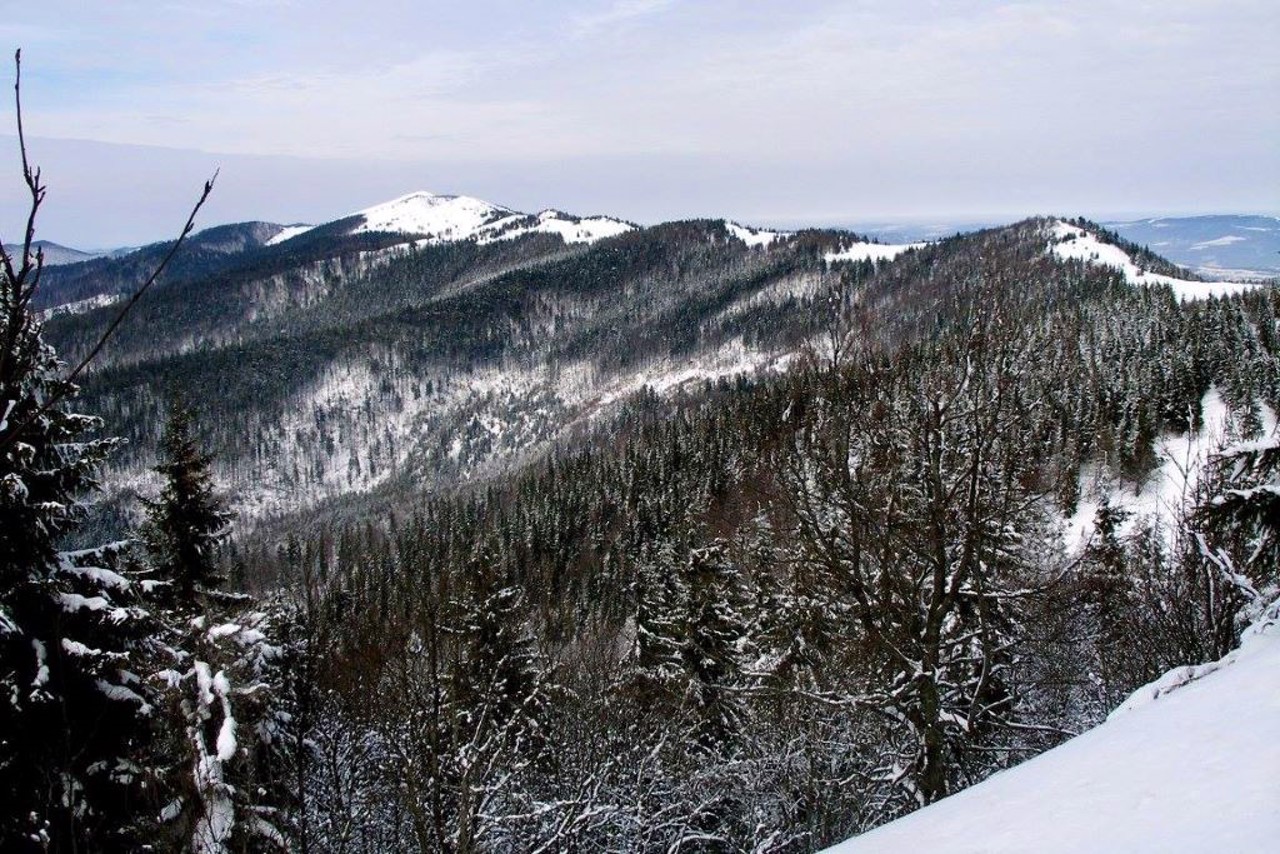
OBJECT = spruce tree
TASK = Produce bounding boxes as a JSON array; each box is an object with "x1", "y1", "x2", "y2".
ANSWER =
[
  {"x1": 143, "y1": 400, "x2": 234, "y2": 608},
  {"x1": 681, "y1": 542, "x2": 747, "y2": 755}
]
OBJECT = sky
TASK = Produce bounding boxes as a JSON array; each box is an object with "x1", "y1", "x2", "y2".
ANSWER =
[{"x1": 0, "y1": 0, "x2": 1276, "y2": 247}]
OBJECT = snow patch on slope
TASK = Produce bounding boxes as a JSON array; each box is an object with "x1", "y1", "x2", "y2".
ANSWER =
[
  {"x1": 1063, "y1": 389, "x2": 1276, "y2": 555},
  {"x1": 826, "y1": 598, "x2": 1280, "y2": 853},
  {"x1": 593, "y1": 339, "x2": 794, "y2": 409},
  {"x1": 520, "y1": 210, "x2": 635, "y2": 244},
  {"x1": 39, "y1": 292, "x2": 121, "y2": 319},
  {"x1": 823, "y1": 240, "x2": 923, "y2": 265},
  {"x1": 1191, "y1": 235, "x2": 1247, "y2": 249},
  {"x1": 1048, "y1": 221, "x2": 1260, "y2": 301},
  {"x1": 265, "y1": 225, "x2": 314, "y2": 246},
  {"x1": 726, "y1": 222, "x2": 789, "y2": 248}
]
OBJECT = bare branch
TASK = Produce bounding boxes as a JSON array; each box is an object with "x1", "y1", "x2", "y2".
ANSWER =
[
  {"x1": 7, "y1": 48, "x2": 45, "y2": 296},
  {"x1": 0, "y1": 62, "x2": 218, "y2": 455},
  {"x1": 59, "y1": 168, "x2": 218, "y2": 390},
  {"x1": 0, "y1": 50, "x2": 45, "y2": 390}
]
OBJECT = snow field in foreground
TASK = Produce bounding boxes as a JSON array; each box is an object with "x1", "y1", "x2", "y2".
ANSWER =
[{"x1": 827, "y1": 599, "x2": 1280, "y2": 853}]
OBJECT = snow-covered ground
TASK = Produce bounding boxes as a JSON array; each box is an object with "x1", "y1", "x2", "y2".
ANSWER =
[
  {"x1": 826, "y1": 597, "x2": 1280, "y2": 853},
  {"x1": 1048, "y1": 221, "x2": 1261, "y2": 301},
  {"x1": 591, "y1": 338, "x2": 794, "y2": 409},
  {"x1": 510, "y1": 209, "x2": 635, "y2": 245},
  {"x1": 1063, "y1": 389, "x2": 1277, "y2": 555}
]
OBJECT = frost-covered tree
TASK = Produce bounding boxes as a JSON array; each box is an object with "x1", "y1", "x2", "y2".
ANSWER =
[
  {"x1": 1198, "y1": 432, "x2": 1280, "y2": 590},
  {"x1": 149, "y1": 609, "x2": 289, "y2": 853},
  {"x1": 681, "y1": 542, "x2": 748, "y2": 756},
  {"x1": 138, "y1": 402, "x2": 292, "y2": 852},
  {"x1": 784, "y1": 300, "x2": 1049, "y2": 815},
  {"x1": 624, "y1": 541, "x2": 688, "y2": 708}
]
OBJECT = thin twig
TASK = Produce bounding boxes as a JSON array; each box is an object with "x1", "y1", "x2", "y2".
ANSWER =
[
  {"x1": 60, "y1": 169, "x2": 217, "y2": 391},
  {"x1": 0, "y1": 49, "x2": 218, "y2": 454}
]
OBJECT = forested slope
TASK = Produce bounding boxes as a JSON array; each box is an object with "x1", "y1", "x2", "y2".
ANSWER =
[
  {"x1": 230, "y1": 252, "x2": 1278, "y2": 850},
  {"x1": 50, "y1": 212, "x2": 1242, "y2": 541}
]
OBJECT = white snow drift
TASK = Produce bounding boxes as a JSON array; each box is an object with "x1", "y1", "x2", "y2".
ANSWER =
[{"x1": 826, "y1": 598, "x2": 1280, "y2": 853}]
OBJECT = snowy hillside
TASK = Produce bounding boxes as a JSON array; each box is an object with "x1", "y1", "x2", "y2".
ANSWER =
[
  {"x1": 276, "y1": 191, "x2": 636, "y2": 247},
  {"x1": 827, "y1": 598, "x2": 1280, "y2": 853},
  {"x1": 1048, "y1": 220, "x2": 1260, "y2": 301},
  {"x1": 47, "y1": 213, "x2": 1271, "y2": 538},
  {"x1": 263, "y1": 224, "x2": 313, "y2": 246}
]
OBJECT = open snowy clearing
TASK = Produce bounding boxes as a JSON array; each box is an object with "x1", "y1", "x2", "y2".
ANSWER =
[
  {"x1": 725, "y1": 221, "x2": 790, "y2": 248},
  {"x1": 1061, "y1": 388, "x2": 1278, "y2": 556},
  {"x1": 823, "y1": 239, "x2": 924, "y2": 265},
  {"x1": 826, "y1": 600, "x2": 1280, "y2": 853}
]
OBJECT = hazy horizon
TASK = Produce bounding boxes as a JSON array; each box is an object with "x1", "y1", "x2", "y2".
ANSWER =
[{"x1": 1, "y1": 0, "x2": 1276, "y2": 246}]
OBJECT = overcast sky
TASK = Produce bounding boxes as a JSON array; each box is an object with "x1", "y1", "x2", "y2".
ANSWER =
[{"x1": 1, "y1": 0, "x2": 1277, "y2": 247}]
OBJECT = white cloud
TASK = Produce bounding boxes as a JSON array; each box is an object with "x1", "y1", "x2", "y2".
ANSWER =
[{"x1": 570, "y1": 0, "x2": 676, "y2": 38}]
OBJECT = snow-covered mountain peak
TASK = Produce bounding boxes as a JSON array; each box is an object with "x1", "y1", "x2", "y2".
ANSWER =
[
  {"x1": 352, "y1": 191, "x2": 515, "y2": 239},
  {"x1": 274, "y1": 192, "x2": 636, "y2": 247}
]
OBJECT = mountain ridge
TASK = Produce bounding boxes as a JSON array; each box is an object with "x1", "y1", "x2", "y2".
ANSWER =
[{"x1": 36, "y1": 209, "x2": 1263, "y2": 541}]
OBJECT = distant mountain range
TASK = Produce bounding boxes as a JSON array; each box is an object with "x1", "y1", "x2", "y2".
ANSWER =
[
  {"x1": 772, "y1": 215, "x2": 1280, "y2": 281},
  {"x1": 27, "y1": 212, "x2": 1280, "y2": 281},
  {"x1": 1102, "y1": 215, "x2": 1280, "y2": 279},
  {"x1": 2, "y1": 239, "x2": 109, "y2": 266}
]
